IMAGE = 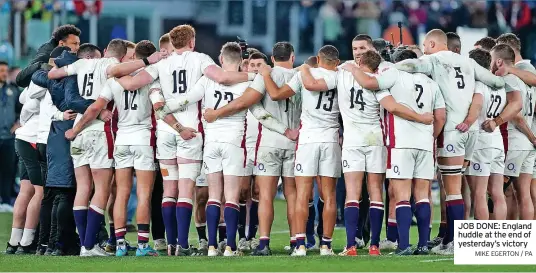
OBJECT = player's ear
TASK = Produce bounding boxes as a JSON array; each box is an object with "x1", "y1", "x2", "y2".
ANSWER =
[
  {"x1": 497, "y1": 59, "x2": 504, "y2": 67},
  {"x1": 430, "y1": 40, "x2": 436, "y2": 49},
  {"x1": 218, "y1": 54, "x2": 223, "y2": 66},
  {"x1": 271, "y1": 56, "x2": 275, "y2": 64},
  {"x1": 291, "y1": 55, "x2": 295, "y2": 63}
]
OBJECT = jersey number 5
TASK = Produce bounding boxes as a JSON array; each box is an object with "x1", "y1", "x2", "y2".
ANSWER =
[
  {"x1": 82, "y1": 73, "x2": 94, "y2": 96},
  {"x1": 172, "y1": 70, "x2": 187, "y2": 93},
  {"x1": 123, "y1": 90, "x2": 138, "y2": 111},
  {"x1": 316, "y1": 89, "x2": 335, "y2": 112},
  {"x1": 454, "y1": 67, "x2": 465, "y2": 89},
  {"x1": 214, "y1": 90, "x2": 234, "y2": 109}
]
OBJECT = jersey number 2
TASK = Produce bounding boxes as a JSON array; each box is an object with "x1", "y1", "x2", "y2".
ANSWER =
[
  {"x1": 172, "y1": 70, "x2": 187, "y2": 93},
  {"x1": 123, "y1": 90, "x2": 138, "y2": 110},
  {"x1": 214, "y1": 90, "x2": 234, "y2": 109},
  {"x1": 415, "y1": 84, "x2": 424, "y2": 109},
  {"x1": 82, "y1": 73, "x2": 94, "y2": 96}
]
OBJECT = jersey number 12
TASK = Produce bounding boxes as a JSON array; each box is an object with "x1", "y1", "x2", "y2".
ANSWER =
[{"x1": 123, "y1": 90, "x2": 138, "y2": 111}]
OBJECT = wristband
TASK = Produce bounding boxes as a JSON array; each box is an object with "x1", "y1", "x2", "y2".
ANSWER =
[
  {"x1": 493, "y1": 116, "x2": 505, "y2": 126},
  {"x1": 142, "y1": 58, "x2": 150, "y2": 66},
  {"x1": 248, "y1": 72, "x2": 256, "y2": 81}
]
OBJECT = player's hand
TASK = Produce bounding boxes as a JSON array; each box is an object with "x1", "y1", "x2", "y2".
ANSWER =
[
  {"x1": 153, "y1": 102, "x2": 165, "y2": 111},
  {"x1": 419, "y1": 112, "x2": 434, "y2": 125},
  {"x1": 179, "y1": 127, "x2": 197, "y2": 140},
  {"x1": 340, "y1": 62, "x2": 357, "y2": 72},
  {"x1": 98, "y1": 109, "x2": 113, "y2": 122},
  {"x1": 63, "y1": 110, "x2": 77, "y2": 120},
  {"x1": 259, "y1": 64, "x2": 272, "y2": 77},
  {"x1": 10, "y1": 122, "x2": 20, "y2": 134},
  {"x1": 283, "y1": 128, "x2": 299, "y2": 141},
  {"x1": 456, "y1": 122, "x2": 469, "y2": 133},
  {"x1": 298, "y1": 64, "x2": 311, "y2": 72},
  {"x1": 203, "y1": 108, "x2": 218, "y2": 123},
  {"x1": 494, "y1": 64, "x2": 509, "y2": 76},
  {"x1": 65, "y1": 129, "x2": 77, "y2": 141},
  {"x1": 481, "y1": 119, "x2": 496, "y2": 133},
  {"x1": 147, "y1": 51, "x2": 169, "y2": 64}
]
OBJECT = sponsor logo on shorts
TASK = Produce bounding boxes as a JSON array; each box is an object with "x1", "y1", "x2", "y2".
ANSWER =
[
  {"x1": 507, "y1": 163, "x2": 516, "y2": 172},
  {"x1": 257, "y1": 163, "x2": 265, "y2": 172},
  {"x1": 295, "y1": 163, "x2": 303, "y2": 173},
  {"x1": 392, "y1": 165, "x2": 400, "y2": 175},
  {"x1": 446, "y1": 144, "x2": 455, "y2": 153},
  {"x1": 473, "y1": 163, "x2": 482, "y2": 172},
  {"x1": 342, "y1": 160, "x2": 349, "y2": 168}
]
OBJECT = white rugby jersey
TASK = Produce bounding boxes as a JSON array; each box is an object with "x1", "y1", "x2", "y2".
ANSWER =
[
  {"x1": 474, "y1": 81, "x2": 506, "y2": 151},
  {"x1": 245, "y1": 111, "x2": 259, "y2": 149},
  {"x1": 37, "y1": 92, "x2": 58, "y2": 144},
  {"x1": 250, "y1": 66, "x2": 300, "y2": 150},
  {"x1": 189, "y1": 76, "x2": 250, "y2": 147},
  {"x1": 504, "y1": 74, "x2": 535, "y2": 151},
  {"x1": 145, "y1": 51, "x2": 215, "y2": 134},
  {"x1": 16, "y1": 86, "x2": 40, "y2": 144},
  {"x1": 66, "y1": 57, "x2": 119, "y2": 132},
  {"x1": 99, "y1": 78, "x2": 157, "y2": 146},
  {"x1": 338, "y1": 70, "x2": 390, "y2": 148},
  {"x1": 287, "y1": 68, "x2": 339, "y2": 144},
  {"x1": 339, "y1": 60, "x2": 393, "y2": 74},
  {"x1": 396, "y1": 51, "x2": 493, "y2": 132},
  {"x1": 515, "y1": 60, "x2": 536, "y2": 133},
  {"x1": 377, "y1": 68, "x2": 445, "y2": 152}
]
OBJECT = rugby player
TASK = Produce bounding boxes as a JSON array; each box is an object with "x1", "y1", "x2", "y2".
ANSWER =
[
  {"x1": 393, "y1": 29, "x2": 505, "y2": 254},
  {"x1": 116, "y1": 25, "x2": 254, "y2": 256},
  {"x1": 49, "y1": 39, "x2": 167, "y2": 256},
  {"x1": 341, "y1": 49, "x2": 444, "y2": 255}
]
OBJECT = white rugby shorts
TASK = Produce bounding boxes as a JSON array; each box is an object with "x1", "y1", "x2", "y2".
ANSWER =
[
  {"x1": 71, "y1": 130, "x2": 114, "y2": 169},
  {"x1": 466, "y1": 148, "x2": 505, "y2": 177},
  {"x1": 156, "y1": 130, "x2": 203, "y2": 161},
  {"x1": 294, "y1": 142, "x2": 341, "y2": 178},
  {"x1": 203, "y1": 142, "x2": 246, "y2": 176},
  {"x1": 196, "y1": 167, "x2": 208, "y2": 187},
  {"x1": 244, "y1": 147, "x2": 255, "y2": 177},
  {"x1": 386, "y1": 148, "x2": 434, "y2": 180},
  {"x1": 437, "y1": 130, "x2": 477, "y2": 161},
  {"x1": 113, "y1": 145, "x2": 156, "y2": 171},
  {"x1": 254, "y1": 146, "x2": 295, "y2": 177},
  {"x1": 342, "y1": 146, "x2": 386, "y2": 174},
  {"x1": 504, "y1": 150, "x2": 536, "y2": 177}
]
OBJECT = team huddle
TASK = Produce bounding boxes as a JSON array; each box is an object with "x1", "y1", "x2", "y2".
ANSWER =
[{"x1": 7, "y1": 23, "x2": 536, "y2": 258}]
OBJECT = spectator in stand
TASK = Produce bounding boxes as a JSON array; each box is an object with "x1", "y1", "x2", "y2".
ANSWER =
[
  {"x1": 407, "y1": 0, "x2": 427, "y2": 43},
  {"x1": 354, "y1": 1, "x2": 381, "y2": 38},
  {"x1": 8, "y1": 66, "x2": 21, "y2": 86},
  {"x1": 319, "y1": 0, "x2": 343, "y2": 49},
  {"x1": 505, "y1": 0, "x2": 532, "y2": 32}
]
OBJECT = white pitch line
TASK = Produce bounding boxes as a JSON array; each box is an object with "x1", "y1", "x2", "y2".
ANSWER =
[{"x1": 420, "y1": 258, "x2": 454, "y2": 263}]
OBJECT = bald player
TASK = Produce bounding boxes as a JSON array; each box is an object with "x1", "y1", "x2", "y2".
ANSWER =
[{"x1": 395, "y1": 29, "x2": 505, "y2": 255}]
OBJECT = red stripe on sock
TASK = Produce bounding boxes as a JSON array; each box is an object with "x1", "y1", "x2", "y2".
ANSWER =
[
  {"x1": 345, "y1": 202, "x2": 359, "y2": 208},
  {"x1": 396, "y1": 201, "x2": 410, "y2": 206},
  {"x1": 177, "y1": 202, "x2": 193, "y2": 209},
  {"x1": 225, "y1": 203, "x2": 240, "y2": 211},
  {"x1": 446, "y1": 199, "x2": 464, "y2": 206},
  {"x1": 388, "y1": 222, "x2": 397, "y2": 227},
  {"x1": 370, "y1": 203, "x2": 384, "y2": 208},
  {"x1": 162, "y1": 201, "x2": 175, "y2": 208},
  {"x1": 207, "y1": 201, "x2": 221, "y2": 207}
]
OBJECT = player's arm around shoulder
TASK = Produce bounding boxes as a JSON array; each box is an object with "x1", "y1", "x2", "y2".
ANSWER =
[
  {"x1": 299, "y1": 64, "x2": 329, "y2": 92},
  {"x1": 203, "y1": 54, "x2": 253, "y2": 86},
  {"x1": 262, "y1": 65, "x2": 296, "y2": 101},
  {"x1": 116, "y1": 68, "x2": 155, "y2": 92},
  {"x1": 48, "y1": 58, "x2": 84, "y2": 79},
  {"x1": 379, "y1": 92, "x2": 433, "y2": 125},
  {"x1": 107, "y1": 51, "x2": 168, "y2": 79},
  {"x1": 210, "y1": 86, "x2": 264, "y2": 122},
  {"x1": 340, "y1": 62, "x2": 382, "y2": 91}
]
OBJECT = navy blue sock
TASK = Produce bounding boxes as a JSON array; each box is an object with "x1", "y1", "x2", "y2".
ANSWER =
[
  {"x1": 161, "y1": 197, "x2": 177, "y2": 246},
  {"x1": 395, "y1": 201, "x2": 412, "y2": 250},
  {"x1": 344, "y1": 201, "x2": 359, "y2": 248},
  {"x1": 415, "y1": 199, "x2": 431, "y2": 248},
  {"x1": 258, "y1": 236, "x2": 269, "y2": 249},
  {"x1": 176, "y1": 198, "x2": 193, "y2": 248},
  {"x1": 369, "y1": 201, "x2": 384, "y2": 247},
  {"x1": 206, "y1": 200, "x2": 221, "y2": 248},
  {"x1": 73, "y1": 207, "x2": 88, "y2": 246},
  {"x1": 386, "y1": 218, "x2": 397, "y2": 242},
  {"x1": 238, "y1": 203, "x2": 247, "y2": 239},
  {"x1": 316, "y1": 198, "x2": 324, "y2": 238},
  {"x1": 84, "y1": 205, "x2": 104, "y2": 249},
  {"x1": 306, "y1": 200, "x2": 316, "y2": 244},
  {"x1": 224, "y1": 202, "x2": 240, "y2": 251},
  {"x1": 247, "y1": 199, "x2": 259, "y2": 240}
]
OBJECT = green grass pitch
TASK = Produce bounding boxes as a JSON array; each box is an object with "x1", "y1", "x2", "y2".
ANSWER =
[{"x1": 1, "y1": 200, "x2": 535, "y2": 272}]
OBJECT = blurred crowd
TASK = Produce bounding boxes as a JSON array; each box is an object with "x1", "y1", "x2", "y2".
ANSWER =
[{"x1": 302, "y1": 0, "x2": 536, "y2": 61}]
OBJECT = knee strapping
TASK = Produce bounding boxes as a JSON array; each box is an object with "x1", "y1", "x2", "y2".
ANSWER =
[
  {"x1": 438, "y1": 165, "x2": 463, "y2": 176},
  {"x1": 178, "y1": 163, "x2": 201, "y2": 181},
  {"x1": 160, "y1": 164, "x2": 179, "y2": 181}
]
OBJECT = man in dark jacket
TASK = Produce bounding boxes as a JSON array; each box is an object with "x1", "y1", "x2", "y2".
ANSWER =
[
  {"x1": 16, "y1": 25, "x2": 81, "y2": 88},
  {"x1": 0, "y1": 61, "x2": 22, "y2": 212},
  {"x1": 31, "y1": 47, "x2": 96, "y2": 255}
]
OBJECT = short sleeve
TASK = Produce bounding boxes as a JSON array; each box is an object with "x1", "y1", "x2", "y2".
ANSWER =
[
  {"x1": 504, "y1": 75, "x2": 522, "y2": 93},
  {"x1": 286, "y1": 73, "x2": 302, "y2": 93},
  {"x1": 148, "y1": 80, "x2": 161, "y2": 92},
  {"x1": 65, "y1": 59, "x2": 86, "y2": 76},
  {"x1": 101, "y1": 58, "x2": 119, "y2": 78},
  {"x1": 433, "y1": 86, "x2": 446, "y2": 110},
  {"x1": 99, "y1": 79, "x2": 121, "y2": 102},
  {"x1": 474, "y1": 81, "x2": 486, "y2": 95},
  {"x1": 249, "y1": 74, "x2": 266, "y2": 95},
  {"x1": 324, "y1": 71, "x2": 337, "y2": 90},
  {"x1": 376, "y1": 68, "x2": 398, "y2": 90},
  {"x1": 199, "y1": 53, "x2": 216, "y2": 73},
  {"x1": 374, "y1": 89, "x2": 391, "y2": 101},
  {"x1": 144, "y1": 63, "x2": 159, "y2": 80}
]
